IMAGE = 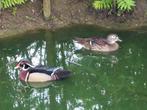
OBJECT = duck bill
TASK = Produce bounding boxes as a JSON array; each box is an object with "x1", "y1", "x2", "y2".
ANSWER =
[
  {"x1": 118, "y1": 38, "x2": 122, "y2": 42},
  {"x1": 15, "y1": 65, "x2": 19, "y2": 69}
]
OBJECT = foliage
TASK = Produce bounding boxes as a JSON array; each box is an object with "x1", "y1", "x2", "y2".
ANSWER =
[
  {"x1": 117, "y1": 0, "x2": 136, "y2": 11},
  {"x1": 0, "y1": 0, "x2": 27, "y2": 9},
  {"x1": 92, "y1": 0, "x2": 112, "y2": 10},
  {"x1": 12, "y1": 7, "x2": 17, "y2": 16},
  {"x1": 92, "y1": 0, "x2": 136, "y2": 13}
]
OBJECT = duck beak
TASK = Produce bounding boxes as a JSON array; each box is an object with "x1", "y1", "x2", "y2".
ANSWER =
[
  {"x1": 15, "y1": 65, "x2": 19, "y2": 69},
  {"x1": 118, "y1": 38, "x2": 122, "y2": 42}
]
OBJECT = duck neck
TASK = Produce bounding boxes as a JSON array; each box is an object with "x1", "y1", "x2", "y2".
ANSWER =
[
  {"x1": 107, "y1": 40, "x2": 116, "y2": 45},
  {"x1": 19, "y1": 70, "x2": 29, "y2": 81}
]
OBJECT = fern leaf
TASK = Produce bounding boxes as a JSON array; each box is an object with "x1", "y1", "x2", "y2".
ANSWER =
[{"x1": 117, "y1": 0, "x2": 135, "y2": 11}]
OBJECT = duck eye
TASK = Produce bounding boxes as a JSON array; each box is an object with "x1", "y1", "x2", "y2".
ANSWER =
[
  {"x1": 19, "y1": 63, "x2": 23, "y2": 67},
  {"x1": 112, "y1": 35, "x2": 115, "y2": 38},
  {"x1": 24, "y1": 64, "x2": 30, "y2": 69}
]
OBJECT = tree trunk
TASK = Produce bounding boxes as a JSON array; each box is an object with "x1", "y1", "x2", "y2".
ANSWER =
[{"x1": 43, "y1": 0, "x2": 51, "y2": 20}]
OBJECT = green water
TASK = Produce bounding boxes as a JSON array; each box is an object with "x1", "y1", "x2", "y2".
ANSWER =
[{"x1": 0, "y1": 25, "x2": 147, "y2": 110}]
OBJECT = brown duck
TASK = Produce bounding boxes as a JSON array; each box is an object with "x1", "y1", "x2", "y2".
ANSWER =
[{"x1": 73, "y1": 34, "x2": 122, "y2": 52}]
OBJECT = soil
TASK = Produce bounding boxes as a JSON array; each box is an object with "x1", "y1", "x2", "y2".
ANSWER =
[{"x1": 0, "y1": 0, "x2": 147, "y2": 38}]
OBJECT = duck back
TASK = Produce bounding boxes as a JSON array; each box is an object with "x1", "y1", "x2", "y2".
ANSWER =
[{"x1": 53, "y1": 69, "x2": 71, "y2": 80}]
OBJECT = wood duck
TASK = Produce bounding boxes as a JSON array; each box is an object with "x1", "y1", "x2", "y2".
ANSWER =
[
  {"x1": 73, "y1": 34, "x2": 122, "y2": 52},
  {"x1": 15, "y1": 59, "x2": 71, "y2": 82}
]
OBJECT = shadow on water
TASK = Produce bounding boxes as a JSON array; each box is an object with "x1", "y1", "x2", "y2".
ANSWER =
[{"x1": 0, "y1": 25, "x2": 147, "y2": 110}]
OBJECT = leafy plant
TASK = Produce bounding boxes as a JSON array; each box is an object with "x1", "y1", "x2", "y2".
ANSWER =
[
  {"x1": 117, "y1": 0, "x2": 136, "y2": 11},
  {"x1": 12, "y1": 7, "x2": 17, "y2": 16},
  {"x1": 0, "y1": 0, "x2": 27, "y2": 9},
  {"x1": 92, "y1": 0, "x2": 136, "y2": 13},
  {"x1": 92, "y1": 0, "x2": 112, "y2": 10}
]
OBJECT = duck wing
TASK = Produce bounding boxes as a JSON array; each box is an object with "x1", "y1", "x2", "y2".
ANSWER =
[
  {"x1": 28, "y1": 67, "x2": 63, "y2": 76},
  {"x1": 28, "y1": 67, "x2": 71, "y2": 80},
  {"x1": 91, "y1": 38, "x2": 108, "y2": 46}
]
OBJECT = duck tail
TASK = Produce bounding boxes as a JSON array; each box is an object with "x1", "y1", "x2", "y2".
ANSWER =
[
  {"x1": 74, "y1": 37, "x2": 85, "y2": 42},
  {"x1": 74, "y1": 37, "x2": 92, "y2": 44},
  {"x1": 53, "y1": 69, "x2": 71, "y2": 80}
]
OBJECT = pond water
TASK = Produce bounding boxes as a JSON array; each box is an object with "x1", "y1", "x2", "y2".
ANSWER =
[{"x1": 0, "y1": 25, "x2": 147, "y2": 110}]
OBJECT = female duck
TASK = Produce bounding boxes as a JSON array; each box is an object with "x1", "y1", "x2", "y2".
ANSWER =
[
  {"x1": 74, "y1": 34, "x2": 122, "y2": 52},
  {"x1": 15, "y1": 59, "x2": 71, "y2": 82}
]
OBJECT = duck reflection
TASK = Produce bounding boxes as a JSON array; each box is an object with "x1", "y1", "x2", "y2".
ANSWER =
[{"x1": 20, "y1": 81, "x2": 53, "y2": 88}]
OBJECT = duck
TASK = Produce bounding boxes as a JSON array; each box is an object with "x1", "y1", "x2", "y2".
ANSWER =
[
  {"x1": 15, "y1": 59, "x2": 71, "y2": 82},
  {"x1": 73, "y1": 34, "x2": 122, "y2": 52}
]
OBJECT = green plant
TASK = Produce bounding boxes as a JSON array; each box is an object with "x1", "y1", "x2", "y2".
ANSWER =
[
  {"x1": 92, "y1": 0, "x2": 136, "y2": 13},
  {"x1": 0, "y1": 0, "x2": 27, "y2": 9},
  {"x1": 12, "y1": 7, "x2": 17, "y2": 16},
  {"x1": 117, "y1": 0, "x2": 135, "y2": 11},
  {"x1": 92, "y1": 0, "x2": 112, "y2": 10}
]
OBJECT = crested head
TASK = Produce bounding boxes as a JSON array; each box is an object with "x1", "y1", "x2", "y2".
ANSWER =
[
  {"x1": 107, "y1": 34, "x2": 122, "y2": 44},
  {"x1": 15, "y1": 59, "x2": 33, "y2": 71}
]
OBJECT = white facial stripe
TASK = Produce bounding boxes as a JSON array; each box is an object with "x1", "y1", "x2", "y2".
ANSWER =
[
  {"x1": 22, "y1": 64, "x2": 29, "y2": 71},
  {"x1": 26, "y1": 63, "x2": 35, "y2": 68}
]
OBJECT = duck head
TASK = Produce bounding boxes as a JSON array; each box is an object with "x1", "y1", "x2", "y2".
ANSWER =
[
  {"x1": 15, "y1": 59, "x2": 34, "y2": 71},
  {"x1": 107, "y1": 34, "x2": 122, "y2": 44}
]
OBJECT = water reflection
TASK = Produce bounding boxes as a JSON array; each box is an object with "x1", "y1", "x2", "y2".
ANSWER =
[{"x1": 0, "y1": 26, "x2": 147, "y2": 110}]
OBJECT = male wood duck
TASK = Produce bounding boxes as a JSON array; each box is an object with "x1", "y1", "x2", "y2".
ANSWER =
[
  {"x1": 73, "y1": 34, "x2": 122, "y2": 52},
  {"x1": 15, "y1": 59, "x2": 71, "y2": 82}
]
